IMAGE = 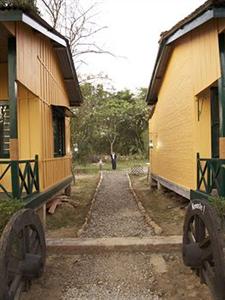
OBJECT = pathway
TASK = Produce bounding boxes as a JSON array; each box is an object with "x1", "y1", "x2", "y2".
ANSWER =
[
  {"x1": 80, "y1": 171, "x2": 153, "y2": 238},
  {"x1": 21, "y1": 171, "x2": 211, "y2": 300}
]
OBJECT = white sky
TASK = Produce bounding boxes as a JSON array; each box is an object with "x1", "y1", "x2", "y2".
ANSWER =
[{"x1": 79, "y1": 0, "x2": 206, "y2": 91}]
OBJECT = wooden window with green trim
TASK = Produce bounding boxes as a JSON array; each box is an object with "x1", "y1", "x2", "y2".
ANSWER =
[
  {"x1": 53, "y1": 108, "x2": 66, "y2": 157},
  {"x1": 0, "y1": 104, "x2": 10, "y2": 158}
]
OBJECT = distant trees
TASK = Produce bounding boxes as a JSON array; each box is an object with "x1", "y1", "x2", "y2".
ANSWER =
[
  {"x1": 0, "y1": 0, "x2": 38, "y2": 12},
  {"x1": 72, "y1": 83, "x2": 149, "y2": 161}
]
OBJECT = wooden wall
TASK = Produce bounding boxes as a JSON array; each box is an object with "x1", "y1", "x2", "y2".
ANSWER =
[
  {"x1": 16, "y1": 23, "x2": 72, "y2": 190},
  {"x1": 0, "y1": 63, "x2": 8, "y2": 99},
  {"x1": 149, "y1": 20, "x2": 220, "y2": 191}
]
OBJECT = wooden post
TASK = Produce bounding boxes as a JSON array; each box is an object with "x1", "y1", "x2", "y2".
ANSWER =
[
  {"x1": 218, "y1": 33, "x2": 225, "y2": 196},
  {"x1": 8, "y1": 37, "x2": 20, "y2": 198},
  {"x1": 157, "y1": 181, "x2": 162, "y2": 191},
  {"x1": 8, "y1": 37, "x2": 19, "y2": 160}
]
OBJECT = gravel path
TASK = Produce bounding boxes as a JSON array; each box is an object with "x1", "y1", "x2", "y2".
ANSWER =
[
  {"x1": 20, "y1": 170, "x2": 211, "y2": 300},
  {"x1": 80, "y1": 171, "x2": 153, "y2": 238}
]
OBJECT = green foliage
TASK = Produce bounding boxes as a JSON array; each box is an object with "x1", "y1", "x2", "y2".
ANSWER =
[
  {"x1": 208, "y1": 196, "x2": 225, "y2": 218},
  {"x1": 0, "y1": 0, "x2": 39, "y2": 13},
  {"x1": 0, "y1": 200, "x2": 23, "y2": 235},
  {"x1": 71, "y1": 83, "x2": 149, "y2": 162}
]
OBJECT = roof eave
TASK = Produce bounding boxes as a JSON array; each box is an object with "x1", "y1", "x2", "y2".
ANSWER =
[
  {"x1": 146, "y1": 7, "x2": 225, "y2": 105},
  {"x1": 0, "y1": 9, "x2": 83, "y2": 106}
]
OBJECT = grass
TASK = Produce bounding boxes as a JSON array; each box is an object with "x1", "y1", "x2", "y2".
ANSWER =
[
  {"x1": 208, "y1": 196, "x2": 225, "y2": 219},
  {"x1": 46, "y1": 173, "x2": 100, "y2": 238},
  {"x1": 130, "y1": 174, "x2": 187, "y2": 235},
  {"x1": 74, "y1": 159, "x2": 148, "y2": 174},
  {"x1": 0, "y1": 199, "x2": 24, "y2": 235}
]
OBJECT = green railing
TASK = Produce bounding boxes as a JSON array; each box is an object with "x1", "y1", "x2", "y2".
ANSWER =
[
  {"x1": 0, "y1": 155, "x2": 40, "y2": 199},
  {"x1": 197, "y1": 153, "x2": 225, "y2": 197}
]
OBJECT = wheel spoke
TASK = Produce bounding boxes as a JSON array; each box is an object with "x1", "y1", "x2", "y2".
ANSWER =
[
  {"x1": 194, "y1": 216, "x2": 205, "y2": 242},
  {"x1": 183, "y1": 199, "x2": 225, "y2": 299},
  {"x1": 0, "y1": 209, "x2": 46, "y2": 299}
]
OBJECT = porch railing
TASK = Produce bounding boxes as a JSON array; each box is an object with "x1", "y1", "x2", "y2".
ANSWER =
[
  {"x1": 197, "y1": 153, "x2": 225, "y2": 197},
  {"x1": 0, "y1": 155, "x2": 40, "y2": 199}
]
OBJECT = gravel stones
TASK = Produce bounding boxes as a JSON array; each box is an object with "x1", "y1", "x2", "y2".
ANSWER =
[
  {"x1": 61, "y1": 252, "x2": 160, "y2": 300},
  {"x1": 81, "y1": 171, "x2": 153, "y2": 238}
]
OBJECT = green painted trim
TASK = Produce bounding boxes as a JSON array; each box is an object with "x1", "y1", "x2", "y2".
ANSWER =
[
  {"x1": 24, "y1": 176, "x2": 73, "y2": 209},
  {"x1": 11, "y1": 160, "x2": 20, "y2": 198},
  {"x1": 210, "y1": 88, "x2": 219, "y2": 158},
  {"x1": 146, "y1": 7, "x2": 225, "y2": 106},
  {"x1": 8, "y1": 37, "x2": 18, "y2": 139},
  {"x1": 219, "y1": 33, "x2": 225, "y2": 137},
  {"x1": 0, "y1": 100, "x2": 9, "y2": 105},
  {"x1": 166, "y1": 9, "x2": 214, "y2": 45},
  {"x1": 0, "y1": 10, "x2": 22, "y2": 21},
  {"x1": 190, "y1": 190, "x2": 209, "y2": 201}
]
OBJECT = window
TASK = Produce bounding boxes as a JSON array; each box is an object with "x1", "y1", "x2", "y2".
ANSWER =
[
  {"x1": 0, "y1": 105, "x2": 10, "y2": 158},
  {"x1": 53, "y1": 108, "x2": 65, "y2": 157}
]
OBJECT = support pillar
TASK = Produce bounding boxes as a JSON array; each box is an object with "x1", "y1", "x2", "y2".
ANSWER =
[
  {"x1": 218, "y1": 33, "x2": 225, "y2": 196},
  {"x1": 8, "y1": 37, "x2": 19, "y2": 198},
  {"x1": 8, "y1": 37, "x2": 18, "y2": 160}
]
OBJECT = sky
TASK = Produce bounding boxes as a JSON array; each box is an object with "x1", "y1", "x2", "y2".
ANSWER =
[{"x1": 79, "y1": 0, "x2": 206, "y2": 92}]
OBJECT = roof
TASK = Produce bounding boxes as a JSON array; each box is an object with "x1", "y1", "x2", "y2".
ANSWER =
[
  {"x1": 0, "y1": 6, "x2": 82, "y2": 106},
  {"x1": 146, "y1": 0, "x2": 225, "y2": 105}
]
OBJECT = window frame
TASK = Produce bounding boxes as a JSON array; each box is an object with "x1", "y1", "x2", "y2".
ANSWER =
[{"x1": 52, "y1": 107, "x2": 66, "y2": 158}]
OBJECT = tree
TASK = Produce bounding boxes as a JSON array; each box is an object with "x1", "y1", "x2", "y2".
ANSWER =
[
  {"x1": 71, "y1": 83, "x2": 148, "y2": 161},
  {"x1": 38, "y1": 0, "x2": 112, "y2": 66}
]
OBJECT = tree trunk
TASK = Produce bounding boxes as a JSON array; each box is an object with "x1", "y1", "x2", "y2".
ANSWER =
[{"x1": 110, "y1": 142, "x2": 113, "y2": 154}]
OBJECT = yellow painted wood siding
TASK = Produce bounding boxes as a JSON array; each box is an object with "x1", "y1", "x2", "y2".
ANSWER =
[
  {"x1": 149, "y1": 20, "x2": 220, "y2": 191},
  {"x1": 15, "y1": 23, "x2": 72, "y2": 191},
  {"x1": 0, "y1": 63, "x2": 8, "y2": 100},
  {"x1": 17, "y1": 84, "x2": 42, "y2": 159},
  {"x1": 194, "y1": 89, "x2": 212, "y2": 158},
  {"x1": 16, "y1": 23, "x2": 69, "y2": 107},
  {"x1": 0, "y1": 23, "x2": 73, "y2": 193}
]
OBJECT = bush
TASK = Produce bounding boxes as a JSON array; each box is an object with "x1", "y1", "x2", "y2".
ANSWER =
[
  {"x1": 0, "y1": 200, "x2": 24, "y2": 235},
  {"x1": 209, "y1": 196, "x2": 225, "y2": 218}
]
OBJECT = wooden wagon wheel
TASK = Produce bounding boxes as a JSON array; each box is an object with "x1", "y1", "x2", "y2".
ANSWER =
[
  {"x1": 183, "y1": 199, "x2": 225, "y2": 300},
  {"x1": 0, "y1": 208, "x2": 46, "y2": 300}
]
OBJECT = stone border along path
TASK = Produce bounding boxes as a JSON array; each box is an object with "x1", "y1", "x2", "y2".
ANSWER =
[
  {"x1": 77, "y1": 171, "x2": 104, "y2": 237},
  {"x1": 127, "y1": 173, "x2": 163, "y2": 235}
]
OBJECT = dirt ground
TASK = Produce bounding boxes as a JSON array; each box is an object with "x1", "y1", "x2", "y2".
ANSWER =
[
  {"x1": 20, "y1": 252, "x2": 211, "y2": 300},
  {"x1": 20, "y1": 171, "x2": 212, "y2": 300},
  {"x1": 46, "y1": 173, "x2": 100, "y2": 238},
  {"x1": 130, "y1": 174, "x2": 188, "y2": 235}
]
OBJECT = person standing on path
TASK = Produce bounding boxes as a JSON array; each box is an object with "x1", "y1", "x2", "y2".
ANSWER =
[{"x1": 110, "y1": 152, "x2": 117, "y2": 170}]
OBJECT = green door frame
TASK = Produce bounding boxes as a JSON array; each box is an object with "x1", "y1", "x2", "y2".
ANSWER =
[
  {"x1": 8, "y1": 36, "x2": 20, "y2": 199},
  {"x1": 210, "y1": 87, "x2": 219, "y2": 158}
]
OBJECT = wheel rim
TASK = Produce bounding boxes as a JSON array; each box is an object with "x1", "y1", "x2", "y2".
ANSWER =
[
  {"x1": 0, "y1": 208, "x2": 46, "y2": 299},
  {"x1": 183, "y1": 199, "x2": 225, "y2": 300}
]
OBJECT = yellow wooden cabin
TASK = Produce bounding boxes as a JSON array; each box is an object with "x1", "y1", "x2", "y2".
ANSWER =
[
  {"x1": 0, "y1": 7, "x2": 82, "y2": 207},
  {"x1": 147, "y1": 0, "x2": 225, "y2": 200}
]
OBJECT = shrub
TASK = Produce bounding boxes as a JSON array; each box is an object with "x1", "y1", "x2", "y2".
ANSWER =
[{"x1": 0, "y1": 200, "x2": 24, "y2": 235}]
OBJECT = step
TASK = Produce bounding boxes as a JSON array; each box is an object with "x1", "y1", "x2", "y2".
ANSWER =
[{"x1": 46, "y1": 236, "x2": 182, "y2": 254}]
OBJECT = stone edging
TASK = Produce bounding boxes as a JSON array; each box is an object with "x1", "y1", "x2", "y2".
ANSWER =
[
  {"x1": 127, "y1": 173, "x2": 163, "y2": 235},
  {"x1": 77, "y1": 171, "x2": 103, "y2": 237}
]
